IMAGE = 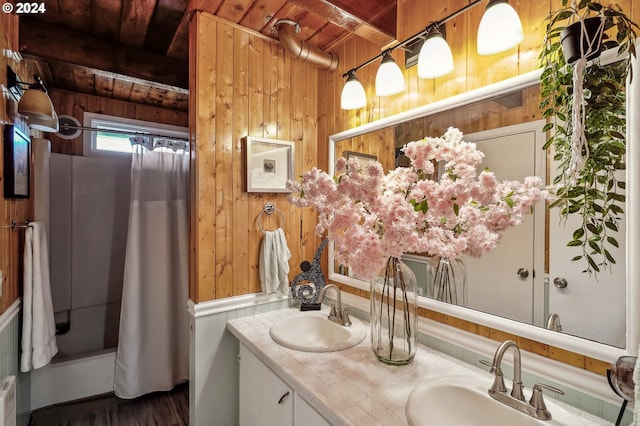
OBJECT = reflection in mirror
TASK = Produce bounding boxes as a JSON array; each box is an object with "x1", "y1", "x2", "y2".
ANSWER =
[{"x1": 328, "y1": 67, "x2": 637, "y2": 358}]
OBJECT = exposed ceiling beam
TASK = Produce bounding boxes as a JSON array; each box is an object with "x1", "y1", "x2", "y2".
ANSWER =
[
  {"x1": 19, "y1": 18, "x2": 189, "y2": 90},
  {"x1": 285, "y1": 0, "x2": 396, "y2": 47}
]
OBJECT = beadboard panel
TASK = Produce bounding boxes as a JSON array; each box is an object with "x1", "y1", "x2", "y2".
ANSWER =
[
  {"x1": 189, "y1": 294, "x2": 292, "y2": 426},
  {"x1": 0, "y1": 301, "x2": 30, "y2": 426}
]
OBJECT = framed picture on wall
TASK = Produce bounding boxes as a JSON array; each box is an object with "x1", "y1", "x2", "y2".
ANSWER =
[
  {"x1": 343, "y1": 150, "x2": 377, "y2": 164},
  {"x1": 243, "y1": 136, "x2": 295, "y2": 193},
  {"x1": 3, "y1": 124, "x2": 30, "y2": 199}
]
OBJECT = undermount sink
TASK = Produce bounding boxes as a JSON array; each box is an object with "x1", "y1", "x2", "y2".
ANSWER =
[
  {"x1": 406, "y1": 375, "x2": 587, "y2": 426},
  {"x1": 269, "y1": 311, "x2": 366, "y2": 352}
]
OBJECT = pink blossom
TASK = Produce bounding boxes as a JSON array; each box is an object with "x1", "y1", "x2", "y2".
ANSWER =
[{"x1": 287, "y1": 127, "x2": 551, "y2": 281}]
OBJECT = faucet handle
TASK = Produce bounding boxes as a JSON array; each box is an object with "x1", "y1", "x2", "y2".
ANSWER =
[
  {"x1": 479, "y1": 359, "x2": 507, "y2": 393},
  {"x1": 341, "y1": 308, "x2": 352, "y2": 326},
  {"x1": 528, "y1": 383, "x2": 564, "y2": 420},
  {"x1": 479, "y1": 359, "x2": 493, "y2": 370},
  {"x1": 328, "y1": 304, "x2": 338, "y2": 320}
]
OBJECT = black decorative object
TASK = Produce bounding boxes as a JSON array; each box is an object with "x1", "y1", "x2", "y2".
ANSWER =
[
  {"x1": 290, "y1": 239, "x2": 329, "y2": 308},
  {"x1": 560, "y1": 17, "x2": 604, "y2": 65}
]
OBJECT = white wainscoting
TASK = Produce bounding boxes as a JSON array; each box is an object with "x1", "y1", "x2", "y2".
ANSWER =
[
  {"x1": 188, "y1": 293, "x2": 292, "y2": 426},
  {"x1": 0, "y1": 300, "x2": 30, "y2": 426}
]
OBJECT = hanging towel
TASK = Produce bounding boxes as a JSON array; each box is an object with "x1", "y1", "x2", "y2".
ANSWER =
[
  {"x1": 21, "y1": 221, "x2": 58, "y2": 372},
  {"x1": 259, "y1": 228, "x2": 291, "y2": 294}
]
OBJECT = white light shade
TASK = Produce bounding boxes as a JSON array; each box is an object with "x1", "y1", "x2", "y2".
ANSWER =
[
  {"x1": 477, "y1": 0, "x2": 524, "y2": 55},
  {"x1": 341, "y1": 73, "x2": 367, "y2": 110},
  {"x1": 29, "y1": 110, "x2": 59, "y2": 132},
  {"x1": 375, "y1": 52, "x2": 405, "y2": 96},
  {"x1": 417, "y1": 29, "x2": 454, "y2": 79}
]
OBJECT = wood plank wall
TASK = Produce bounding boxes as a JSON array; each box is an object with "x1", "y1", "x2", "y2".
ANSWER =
[
  {"x1": 317, "y1": 0, "x2": 640, "y2": 375},
  {"x1": 47, "y1": 89, "x2": 188, "y2": 155},
  {"x1": 0, "y1": 13, "x2": 39, "y2": 317},
  {"x1": 189, "y1": 12, "x2": 319, "y2": 302}
]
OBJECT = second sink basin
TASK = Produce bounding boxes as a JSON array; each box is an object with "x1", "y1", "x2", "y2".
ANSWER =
[
  {"x1": 406, "y1": 375, "x2": 590, "y2": 425},
  {"x1": 269, "y1": 310, "x2": 366, "y2": 352}
]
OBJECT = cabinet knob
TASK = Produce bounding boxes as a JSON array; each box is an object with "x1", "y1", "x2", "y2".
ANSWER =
[{"x1": 278, "y1": 391, "x2": 290, "y2": 404}]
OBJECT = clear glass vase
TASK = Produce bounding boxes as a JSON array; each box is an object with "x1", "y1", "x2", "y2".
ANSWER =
[
  {"x1": 370, "y1": 256, "x2": 417, "y2": 365},
  {"x1": 426, "y1": 256, "x2": 467, "y2": 306}
]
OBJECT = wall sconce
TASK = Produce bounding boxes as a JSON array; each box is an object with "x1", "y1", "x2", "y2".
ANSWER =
[
  {"x1": 7, "y1": 66, "x2": 59, "y2": 132},
  {"x1": 477, "y1": 0, "x2": 524, "y2": 55},
  {"x1": 417, "y1": 27, "x2": 454, "y2": 79},
  {"x1": 340, "y1": 0, "x2": 524, "y2": 110},
  {"x1": 340, "y1": 70, "x2": 367, "y2": 110},
  {"x1": 375, "y1": 51, "x2": 405, "y2": 97}
]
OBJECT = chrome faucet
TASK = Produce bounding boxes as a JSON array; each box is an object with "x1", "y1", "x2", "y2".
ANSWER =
[
  {"x1": 488, "y1": 340, "x2": 524, "y2": 400},
  {"x1": 481, "y1": 340, "x2": 564, "y2": 420},
  {"x1": 546, "y1": 312, "x2": 563, "y2": 332},
  {"x1": 318, "y1": 284, "x2": 352, "y2": 326}
]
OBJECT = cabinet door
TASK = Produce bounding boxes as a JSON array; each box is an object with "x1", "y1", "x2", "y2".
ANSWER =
[
  {"x1": 239, "y1": 344, "x2": 293, "y2": 426},
  {"x1": 294, "y1": 394, "x2": 331, "y2": 426}
]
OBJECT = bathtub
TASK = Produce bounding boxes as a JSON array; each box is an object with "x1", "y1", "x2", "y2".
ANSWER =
[{"x1": 30, "y1": 348, "x2": 116, "y2": 410}]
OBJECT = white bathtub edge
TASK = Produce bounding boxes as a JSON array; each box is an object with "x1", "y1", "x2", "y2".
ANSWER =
[{"x1": 30, "y1": 349, "x2": 116, "y2": 410}]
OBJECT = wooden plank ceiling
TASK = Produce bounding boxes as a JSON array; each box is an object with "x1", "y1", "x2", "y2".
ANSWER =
[{"x1": 18, "y1": 0, "x2": 397, "y2": 113}]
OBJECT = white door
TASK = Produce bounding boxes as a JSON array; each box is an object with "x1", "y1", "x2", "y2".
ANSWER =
[
  {"x1": 462, "y1": 121, "x2": 546, "y2": 325},
  {"x1": 548, "y1": 154, "x2": 626, "y2": 347}
]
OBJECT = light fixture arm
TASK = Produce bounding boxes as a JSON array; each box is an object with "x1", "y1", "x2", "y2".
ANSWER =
[{"x1": 341, "y1": 0, "x2": 483, "y2": 80}]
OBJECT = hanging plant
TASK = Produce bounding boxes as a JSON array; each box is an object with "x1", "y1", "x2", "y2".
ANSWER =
[{"x1": 539, "y1": 0, "x2": 637, "y2": 274}]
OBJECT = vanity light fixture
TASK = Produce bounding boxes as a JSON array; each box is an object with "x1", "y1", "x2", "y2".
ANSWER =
[
  {"x1": 375, "y1": 51, "x2": 406, "y2": 97},
  {"x1": 339, "y1": 0, "x2": 524, "y2": 110},
  {"x1": 417, "y1": 27, "x2": 454, "y2": 79},
  {"x1": 7, "y1": 66, "x2": 59, "y2": 132},
  {"x1": 477, "y1": 0, "x2": 524, "y2": 56},
  {"x1": 341, "y1": 70, "x2": 367, "y2": 110}
]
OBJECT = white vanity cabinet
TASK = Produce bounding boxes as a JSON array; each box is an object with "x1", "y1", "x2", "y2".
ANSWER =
[
  {"x1": 239, "y1": 343, "x2": 330, "y2": 426},
  {"x1": 294, "y1": 393, "x2": 331, "y2": 426}
]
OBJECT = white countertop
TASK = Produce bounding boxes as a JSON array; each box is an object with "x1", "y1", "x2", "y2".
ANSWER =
[{"x1": 227, "y1": 307, "x2": 611, "y2": 426}]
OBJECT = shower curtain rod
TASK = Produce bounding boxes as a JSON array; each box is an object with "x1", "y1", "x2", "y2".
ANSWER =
[{"x1": 59, "y1": 124, "x2": 189, "y2": 142}]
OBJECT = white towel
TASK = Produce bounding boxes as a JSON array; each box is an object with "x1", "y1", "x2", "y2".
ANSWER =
[
  {"x1": 259, "y1": 228, "x2": 291, "y2": 294},
  {"x1": 21, "y1": 221, "x2": 58, "y2": 372}
]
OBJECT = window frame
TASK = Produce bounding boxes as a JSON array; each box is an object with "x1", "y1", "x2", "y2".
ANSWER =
[{"x1": 82, "y1": 112, "x2": 188, "y2": 158}]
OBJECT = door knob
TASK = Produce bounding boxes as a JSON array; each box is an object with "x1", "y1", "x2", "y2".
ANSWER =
[
  {"x1": 517, "y1": 268, "x2": 529, "y2": 279},
  {"x1": 553, "y1": 277, "x2": 568, "y2": 288}
]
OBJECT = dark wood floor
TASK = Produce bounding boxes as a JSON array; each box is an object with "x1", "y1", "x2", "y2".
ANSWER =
[{"x1": 29, "y1": 382, "x2": 188, "y2": 426}]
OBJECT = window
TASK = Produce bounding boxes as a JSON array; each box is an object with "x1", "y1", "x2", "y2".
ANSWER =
[{"x1": 83, "y1": 112, "x2": 188, "y2": 157}]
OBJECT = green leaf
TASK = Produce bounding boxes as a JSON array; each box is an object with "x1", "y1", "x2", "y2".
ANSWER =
[
  {"x1": 607, "y1": 236, "x2": 619, "y2": 248},
  {"x1": 605, "y1": 221, "x2": 619, "y2": 232},
  {"x1": 567, "y1": 240, "x2": 583, "y2": 247},
  {"x1": 572, "y1": 228, "x2": 585, "y2": 239},
  {"x1": 586, "y1": 255, "x2": 601, "y2": 273},
  {"x1": 604, "y1": 249, "x2": 616, "y2": 263}
]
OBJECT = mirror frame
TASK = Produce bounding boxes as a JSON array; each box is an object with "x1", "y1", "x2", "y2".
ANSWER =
[{"x1": 328, "y1": 54, "x2": 640, "y2": 366}]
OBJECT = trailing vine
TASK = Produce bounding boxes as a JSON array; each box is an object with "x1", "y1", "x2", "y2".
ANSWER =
[{"x1": 539, "y1": 0, "x2": 637, "y2": 274}]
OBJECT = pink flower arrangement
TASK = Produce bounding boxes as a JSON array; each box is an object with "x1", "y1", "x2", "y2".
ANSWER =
[{"x1": 287, "y1": 127, "x2": 550, "y2": 281}]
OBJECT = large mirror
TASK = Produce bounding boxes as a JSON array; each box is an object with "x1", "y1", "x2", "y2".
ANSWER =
[{"x1": 328, "y1": 54, "x2": 640, "y2": 363}]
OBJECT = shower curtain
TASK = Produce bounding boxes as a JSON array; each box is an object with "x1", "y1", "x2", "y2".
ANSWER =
[{"x1": 114, "y1": 137, "x2": 190, "y2": 399}]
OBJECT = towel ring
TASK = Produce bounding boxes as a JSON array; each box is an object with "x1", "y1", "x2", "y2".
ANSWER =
[{"x1": 258, "y1": 202, "x2": 285, "y2": 233}]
